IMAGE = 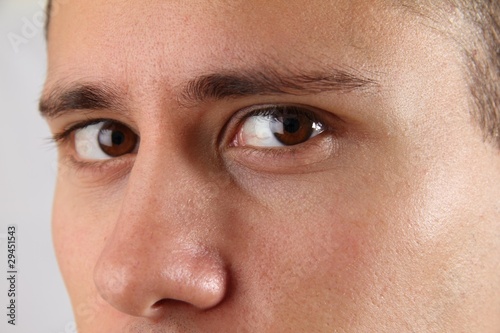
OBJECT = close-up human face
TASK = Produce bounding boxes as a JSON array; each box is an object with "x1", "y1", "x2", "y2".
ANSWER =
[{"x1": 41, "y1": 1, "x2": 500, "y2": 332}]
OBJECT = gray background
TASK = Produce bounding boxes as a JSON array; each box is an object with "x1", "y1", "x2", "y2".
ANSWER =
[{"x1": 0, "y1": 0, "x2": 75, "y2": 332}]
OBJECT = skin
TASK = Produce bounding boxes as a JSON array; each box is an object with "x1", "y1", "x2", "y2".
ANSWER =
[{"x1": 42, "y1": 0, "x2": 500, "y2": 332}]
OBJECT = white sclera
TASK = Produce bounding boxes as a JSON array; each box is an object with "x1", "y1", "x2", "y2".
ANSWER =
[
  {"x1": 74, "y1": 122, "x2": 112, "y2": 160},
  {"x1": 240, "y1": 116, "x2": 284, "y2": 147},
  {"x1": 239, "y1": 115, "x2": 323, "y2": 147}
]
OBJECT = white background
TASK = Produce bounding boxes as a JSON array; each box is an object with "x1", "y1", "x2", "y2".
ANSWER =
[{"x1": 0, "y1": 0, "x2": 75, "y2": 332}]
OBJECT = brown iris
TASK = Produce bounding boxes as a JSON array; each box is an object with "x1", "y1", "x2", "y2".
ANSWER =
[
  {"x1": 98, "y1": 122, "x2": 138, "y2": 157},
  {"x1": 271, "y1": 112, "x2": 315, "y2": 146}
]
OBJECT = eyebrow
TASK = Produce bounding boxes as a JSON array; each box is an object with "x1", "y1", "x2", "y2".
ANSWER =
[
  {"x1": 179, "y1": 67, "x2": 377, "y2": 105},
  {"x1": 39, "y1": 67, "x2": 378, "y2": 119},
  {"x1": 39, "y1": 83, "x2": 124, "y2": 119}
]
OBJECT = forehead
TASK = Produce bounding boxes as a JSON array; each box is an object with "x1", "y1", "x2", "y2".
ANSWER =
[{"x1": 46, "y1": 1, "x2": 425, "y2": 83}]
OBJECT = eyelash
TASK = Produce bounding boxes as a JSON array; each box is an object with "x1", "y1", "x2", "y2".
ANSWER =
[
  {"x1": 51, "y1": 118, "x2": 110, "y2": 144},
  {"x1": 52, "y1": 105, "x2": 326, "y2": 143},
  {"x1": 239, "y1": 105, "x2": 319, "y2": 122},
  {"x1": 50, "y1": 104, "x2": 333, "y2": 174}
]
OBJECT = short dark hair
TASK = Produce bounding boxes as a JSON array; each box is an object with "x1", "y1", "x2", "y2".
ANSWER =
[
  {"x1": 461, "y1": 0, "x2": 500, "y2": 147},
  {"x1": 400, "y1": 0, "x2": 500, "y2": 147},
  {"x1": 44, "y1": 0, "x2": 500, "y2": 147},
  {"x1": 45, "y1": 0, "x2": 52, "y2": 39}
]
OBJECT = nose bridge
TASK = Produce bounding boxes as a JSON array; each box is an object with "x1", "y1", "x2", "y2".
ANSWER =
[
  {"x1": 93, "y1": 148, "x2": 229, "y2": 317},
  {"x1": 122, "y1": 143, "x2": 221, "y2": 232}
]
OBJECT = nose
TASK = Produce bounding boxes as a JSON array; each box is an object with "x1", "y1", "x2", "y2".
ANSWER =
[
  {"x1": 94, "y1": 241, "x2": 228, "y2": 317},
  {"x1": 93, "y1": 157, "x2": 229, "y2": 318}
]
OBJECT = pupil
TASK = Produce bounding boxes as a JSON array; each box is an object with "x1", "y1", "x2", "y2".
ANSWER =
[
  {"x1": 112, "y1": 131, "x2": 125, "y2": 146},
  {"x1": 271, "y1": 111, "x2": 315, "y2": 146},
  {"x1": 283, "y1": 118, "x2": 300, "y2": 133}
]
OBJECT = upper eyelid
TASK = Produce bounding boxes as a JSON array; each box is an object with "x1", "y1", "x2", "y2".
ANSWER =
[
  {"x1": 52, "y1": 119, "x2": 103, "y2": 143},
  {"x1": 51, "y1": 103, "x2": 329, "y2": 145},
  {"x1": 226, "y1": 104, "x2": 330, "y2": 134},
  {"x1": 52, "y1": 118, "x2": 137, "y2": 143},
  {"x1": 224, "y1": 104, "x2": 326, "y2": 136},
  {"x1": 235, "y1": 104, "x2": 323, "y2": 120}
]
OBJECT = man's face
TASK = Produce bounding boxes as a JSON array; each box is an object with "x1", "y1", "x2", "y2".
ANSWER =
[{"x1": 42, "y1": 1, "x2": 500, "y2": 332}]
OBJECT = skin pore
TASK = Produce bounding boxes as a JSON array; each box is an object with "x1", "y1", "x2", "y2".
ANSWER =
[{"x1": 41, "y1": 1, "x2": 500, "y2": 332}]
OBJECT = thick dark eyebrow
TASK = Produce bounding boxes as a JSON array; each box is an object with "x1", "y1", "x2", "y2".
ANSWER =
[
  {"x1": 39, "y1": 83, "x2": 124, "y2": 119},
  {"x1": 179, "y1": 67, "x2": 377, "y2": 105},
  {"x1": 39, "y1": 67, "x2": 378, "y2": 118}
]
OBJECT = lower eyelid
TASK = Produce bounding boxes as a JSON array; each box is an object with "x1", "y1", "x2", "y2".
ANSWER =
[
  {"x1": 59, "y1": 153, "x2": 135, "y2": 185},
  {"x1": 224, "y1": 132, "x2": 338, "y2": 174}
]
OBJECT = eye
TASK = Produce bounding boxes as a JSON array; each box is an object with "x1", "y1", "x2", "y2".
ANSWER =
[
  {"x1": 74, "y1": 121, "x2": 139, "y2": 160},
  {"x1": 232, "y1": 105, "x2": 325, "y2": 147}
]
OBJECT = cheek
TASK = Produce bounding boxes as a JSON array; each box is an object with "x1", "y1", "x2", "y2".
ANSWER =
[
  {"x1": 225, "y1": 142, "x2": 475, "y2": 329},
  {"x1": 225, "y1": 172, "x2": 387, "y2": 328},
  {"x1": 52, "y1": 180, "x2": 123, "y2": 327}
]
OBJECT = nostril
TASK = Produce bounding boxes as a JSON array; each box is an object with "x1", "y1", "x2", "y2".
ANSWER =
[
  {"x1": 152, "y1": 298, "x2": 181, "y2": 309},
  {"x1": 149, "y1": 298, "x2": 194, "y2": 317},
  {"x1": 152, "y1": 299, "x2": 168, "y2": 309}
]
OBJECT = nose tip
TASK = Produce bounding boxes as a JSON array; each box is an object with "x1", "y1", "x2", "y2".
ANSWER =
[{"x1": 93, "y1": 246, "x2": 228, "y2": 318}]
